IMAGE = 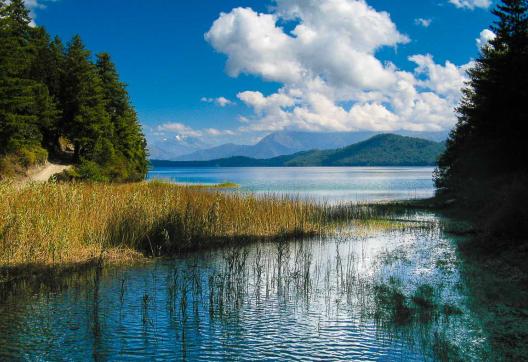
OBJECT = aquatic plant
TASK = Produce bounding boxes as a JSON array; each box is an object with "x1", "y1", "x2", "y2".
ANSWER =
[
  {"x1": 0, "y1": 179, "x2": 427, "y2": 271},
  {"x1": 0, "y1": 181, "x2": 335, "y2": 269}
]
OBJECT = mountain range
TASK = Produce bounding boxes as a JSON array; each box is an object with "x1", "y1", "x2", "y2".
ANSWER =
[
  {"x1": 152, "y1": 130, "x2": 449, "y2": 162},
  {"x1": 151, "y1": 134, "x2": 446, "y2": 168}
]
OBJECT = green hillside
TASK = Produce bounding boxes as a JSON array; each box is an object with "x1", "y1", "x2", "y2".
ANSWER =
[
  {"x1": 151, "y1": 134, "x2": 445, "y2": 168},
  {"x1": 286, "y1": 134, "x2": 445, "y2": 166}
]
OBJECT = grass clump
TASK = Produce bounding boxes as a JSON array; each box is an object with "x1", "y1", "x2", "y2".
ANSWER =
[
  {"x1": 0, "y1": 181, "x2": 329, "y2": 269},
  {"x1": 187, "y1": 182, "x2": 240, "y2": 189}
]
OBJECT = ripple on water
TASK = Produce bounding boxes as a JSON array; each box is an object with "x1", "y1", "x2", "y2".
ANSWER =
[{"x1": 0, "y1": 213, "x2": 488, "y2": 361}]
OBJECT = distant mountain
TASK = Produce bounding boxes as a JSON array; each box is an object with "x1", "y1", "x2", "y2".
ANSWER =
[
  {"x1": 151, "y1": 134, "x2": 446, "y2": 168},
  {"x1": 284, "y1": 134, "x2": 445, "y2": 166},
  {"x1": 174, "y1": 132, "x2": 312, "y2": 161},
  {"x1": 147, "y1": 136, "x2": 206, "y2": 160},
  {"x1": 173, "y1": 130, "x2": 448, "y2": 161}
]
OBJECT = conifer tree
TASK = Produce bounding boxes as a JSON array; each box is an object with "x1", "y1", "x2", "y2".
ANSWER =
[
  {"x1": 62, "y1": 35, "x2": 112, "y2": 163},
  {"x1": 436, "y1": 0, "x2": 528, "y2": 201},
  {"x1": 1, "y1": 1, "x2": 147, "y2": 180},
  {"x1": 0, "y1": 0, "x2": 56, "y2": 156},
  {"x1": 29, "y1": 28, "x2": 63, "y2": 149},
  {"x1": 96, "y1": 53, "x2": 148, "y2": 180}
]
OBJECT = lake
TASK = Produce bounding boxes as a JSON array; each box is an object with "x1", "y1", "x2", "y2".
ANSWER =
[
  {"x1": 0, "y1": 214, "x2": 490, "y2": 361},
  {"x1": 148, "y1": 166, "x2": 436, "y2": 203},
  {"x1": 0, "y1": 168, "x2": 495, "y2": 361}
]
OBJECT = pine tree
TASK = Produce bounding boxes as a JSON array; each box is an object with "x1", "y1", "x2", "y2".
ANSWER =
[
  {"x1": 62, "y1": 35, "x2": 112, "y2": 163},
  {"x1": 0, "y1": 0, "x2": 56, "y2": 156},
  {"x1": 1, "y1": 1, "x2": 147, "y2": 180},
  {"x1": 29, "y1": 27, "x2": 62, "y2": 149},
  {"x1": 96, "y1": 53, "x2": 148, "y2": 180},
  {"x1": 436, "y1": 0, "x2": 528, "y2": 201}
]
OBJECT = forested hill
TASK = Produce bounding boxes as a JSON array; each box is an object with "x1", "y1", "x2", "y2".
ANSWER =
[
  {"x1": 0, "y1": 0, "x2": 148, "y2": 181},
  {"x1": 151, "y1": 134, "x2": 445, "y2": 167}
]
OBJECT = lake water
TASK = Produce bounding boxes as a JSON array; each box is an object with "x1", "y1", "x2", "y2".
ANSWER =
[
  {"x1": 0, "y1": 217, "x2": 492, "y2": 361},
  {"x1": 148, "y1": 167, "x2": 436, "y2": 203},
  {"x1": 0, "y1": 168, "x2": 495, "y2": 361}
]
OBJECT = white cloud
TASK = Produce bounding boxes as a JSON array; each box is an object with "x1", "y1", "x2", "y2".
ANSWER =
[
  {"x1": 238, "y1": 91, "x2": 295, "y2": 113},
  {"x1": 415, "y1": 18, "x2": 432, "y2": 28},
  {"x1": 476, "y1": 29, "x2": 496, "y2": 49},
  {"x1": 205, "y1": 7, "x2": 303, "y2": 83},
  {"x1": 157, "y1": 123, "x2": 203, "y2": 138},
  {"x1": 155, "y1": 122, "x2": 239, "y2": 143},
  {"x1": 448, "y1": 0, "x2": 491, "y2": 10},
  {"x1": 205, "y1": 1, "x2": 409, "y2": 89},
  {"x1": 205, "y1": 128, "x2": 236, "y2": 136},
  {"x1": 205, "y1": 0, "x2": 472, "y2": 134},
  {"x1": 409, "y1": 54, "x2": 469, "y2": 100},
  {"x1": 201, "y1": 96, "x2": 235, "y2": 107}
]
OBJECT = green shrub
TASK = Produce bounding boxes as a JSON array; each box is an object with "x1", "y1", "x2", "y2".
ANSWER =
[
  {"x1": 18, "y1": 146, "x2": 48, "y2": 168},
  {"x1": 77, "y1": 160, "x2": 109, "y2": 182},
  {"x1": 0, "y1": 146, "x2": 48, "y2": 179}
]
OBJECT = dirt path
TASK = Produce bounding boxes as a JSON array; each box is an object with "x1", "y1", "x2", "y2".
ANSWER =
[{"x1": 27, "y1": 162, "x2": 71, "y2": 182}]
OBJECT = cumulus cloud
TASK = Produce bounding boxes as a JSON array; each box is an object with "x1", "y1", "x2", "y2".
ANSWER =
[
  {"x1": 448, "y1": 0, "x2": 491, "y2": 10},
  {"x1": 205, "y1": 1, "x2": 409, "y2": 89},
  {"x1": 205, "y1": 7, "x2": 303, "y2": 83},
  {"x1": 205, "y1": 0, "x2": 472, "y2": 134},
  {"x1": 415, "y1": 18, "x2": 432, "y2": 28},
  {"x1": 476, "y1": 29, "x2": 496, "y2": 49},
  {"x1": 201, "y1": 96, "x2": 235, "y2": 107},
  {"x1": 409, "y1": 54, "x2": 470, "y2": 99}
]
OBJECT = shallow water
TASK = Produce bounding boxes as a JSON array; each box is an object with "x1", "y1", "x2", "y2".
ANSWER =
[
  {"x1": 148, "y1": 167, "x2": 435, "y2": 203},
  {"x1": 0, "y1": 213, "x2": 490, "y2": 361}
]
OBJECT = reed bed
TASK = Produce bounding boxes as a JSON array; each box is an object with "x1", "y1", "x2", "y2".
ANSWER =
[{"x1": 0, "y1": 180, "x2": 331, "y2": 268}]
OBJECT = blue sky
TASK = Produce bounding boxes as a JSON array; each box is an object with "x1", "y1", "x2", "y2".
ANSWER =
[{"x1": 29, "y1": 0, "x2": 495, "y2": 152}]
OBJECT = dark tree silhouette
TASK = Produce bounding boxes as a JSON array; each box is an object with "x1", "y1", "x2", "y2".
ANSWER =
[
  {"x1": 436, "y1": 0, "x2": 528, "y2": 198},
  {"x1": 435, "y1": 0, "x2": 528, "y2": 238}
]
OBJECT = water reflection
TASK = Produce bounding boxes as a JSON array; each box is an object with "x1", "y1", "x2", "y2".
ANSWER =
[{"x1": 0, "y1": 213, "x2": 489, "y2": 361}]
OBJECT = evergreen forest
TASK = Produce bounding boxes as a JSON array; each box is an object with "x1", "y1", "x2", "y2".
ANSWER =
[{"x1": 0, "y1": 0, "x2": 148, "y2": 181}]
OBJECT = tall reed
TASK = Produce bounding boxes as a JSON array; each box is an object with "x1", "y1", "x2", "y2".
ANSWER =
[{"x1": 0, "y1": 181, "x2": 328, "y2": 267}]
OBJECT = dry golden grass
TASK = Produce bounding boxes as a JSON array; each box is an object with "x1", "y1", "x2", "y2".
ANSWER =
[{"x1": 0, "y1": 180, "x2": 327, "y2": 268}]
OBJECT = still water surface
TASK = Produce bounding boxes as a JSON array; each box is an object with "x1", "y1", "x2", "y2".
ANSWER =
[{"x1": 148, "y1": 167, "x2": 435, "y2": 203}]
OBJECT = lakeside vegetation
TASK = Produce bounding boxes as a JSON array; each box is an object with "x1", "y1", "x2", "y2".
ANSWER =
[
  {"x1": 0, "y1": 178, "x2": 415, "y2": 276},
  {"x1": 0, "y1": 181, "x2": 331, "y2": 270},
  {"x1": 0, "y1": 0, "x2": 148, "y2": 182},
  {"x1": 435, "y1": 0, "x2": 528, "y2": 243}
]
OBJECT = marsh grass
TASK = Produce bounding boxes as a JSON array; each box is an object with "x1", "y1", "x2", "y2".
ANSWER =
[
  {"x1": 0, "y1": 180, "x2": 337, "y2": 270},
  {"x1": 1, "y1": 178, "x2": 425, "y2": 273}
]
